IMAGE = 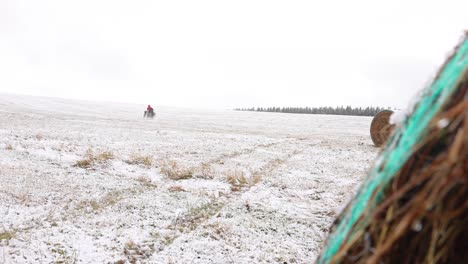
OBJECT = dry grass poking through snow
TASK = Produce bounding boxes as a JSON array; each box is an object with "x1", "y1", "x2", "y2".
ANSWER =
[
  {"x1": 136, "y1": 175, "x2": 157, "y2": 188},
  {"x1": 171, "y1": 202, "x2": 224, "y2": 233},
  {"x1": 0, "y1": 230, "x2": 16, "y2": 245},
  {"x1": 160, "y1": 160, "x2": 194, "y2": 180},
  {"x1": 123, "y1": 240, "x2": 155, "y2": 264},
  {"x1": 226, "y1": 170, "x2": 262, "y2": 191},
  {"x1": 168, "y1": 185, "x2": 186, "y2": 192},
  {"x1": 5, "y1": 143, "x2": 13, "y2": 150},
  {"x1": 50, "y1": 244, "x2": 78, "y2": 264},
  {"x1": 205, "y1": 221, "x2": 232, "y2": 241},
  {"x1": 197, "y1": 163, "x2": 215, "y2": 179},
  {"x1": 76, "y1": 191, "x2": 122, "y2": 213},
  {"x1": 74, "y1": 149, "x2": 115, "y2": 169},
  {"x1": 125, "y1": 154, "x2": 153, "y2": 167}
]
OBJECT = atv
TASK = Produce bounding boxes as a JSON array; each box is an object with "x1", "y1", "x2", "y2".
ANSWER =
[{"x1": 144, "y1": 109, "x2": 155, "y2": 118}]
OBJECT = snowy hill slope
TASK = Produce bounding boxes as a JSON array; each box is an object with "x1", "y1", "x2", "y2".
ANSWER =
[{"x1": 0, "y1": 94, "x2": 377, "y2": 263}]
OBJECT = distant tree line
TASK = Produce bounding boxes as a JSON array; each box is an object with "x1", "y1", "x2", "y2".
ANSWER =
[{"x1": 234, "y1": 106, "x2": 391, "y2": 116}]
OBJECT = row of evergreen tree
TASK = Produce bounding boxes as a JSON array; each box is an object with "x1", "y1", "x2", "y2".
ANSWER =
[{"x1": 234, "y1": 106, "x2": 391, "y2": 116}]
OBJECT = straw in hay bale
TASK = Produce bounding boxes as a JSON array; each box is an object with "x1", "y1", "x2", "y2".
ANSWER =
[{"x1": 317, "y1": 32, "x2": 468, "y2": 264}]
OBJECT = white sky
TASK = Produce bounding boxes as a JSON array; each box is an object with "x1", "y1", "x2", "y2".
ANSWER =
[{"x1": 0, "y1": 0, "x2": 467, "y2": 109}]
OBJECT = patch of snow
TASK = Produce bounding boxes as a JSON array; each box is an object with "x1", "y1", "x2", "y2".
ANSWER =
[{"x1": 437, "y1": 118, "x2": 450, "y2": 129}]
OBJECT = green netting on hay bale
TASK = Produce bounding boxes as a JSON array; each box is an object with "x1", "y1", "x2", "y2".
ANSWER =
[{"x1": 317, "y1": 33, "x2": 468, "y2": 264}]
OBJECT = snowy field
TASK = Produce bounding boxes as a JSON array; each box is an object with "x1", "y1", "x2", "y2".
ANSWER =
[{"x1": 0, "y1": 94, "x2": 378, "y2": 263}]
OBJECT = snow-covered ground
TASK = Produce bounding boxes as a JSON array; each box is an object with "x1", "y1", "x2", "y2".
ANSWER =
[{"x1": 0, "y1": 94, "x2": 378, "y2": 264}]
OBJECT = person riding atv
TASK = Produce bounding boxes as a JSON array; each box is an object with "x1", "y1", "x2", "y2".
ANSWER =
[{"x1": 144, "y1": 105, "x2": 155, "y2": 118}]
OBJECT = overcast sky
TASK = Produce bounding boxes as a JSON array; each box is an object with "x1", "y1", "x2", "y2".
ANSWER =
[{"x1": 0, "y1": 0, "x2": 467, "y2": 109}]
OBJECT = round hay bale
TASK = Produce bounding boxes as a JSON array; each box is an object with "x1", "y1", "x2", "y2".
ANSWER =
[
  {"x1": 370, "y1": 110, "x2": 395, "y2": 147},
  {"x1": 317, "y1": 33, "x2": 468, "y2": 264}
]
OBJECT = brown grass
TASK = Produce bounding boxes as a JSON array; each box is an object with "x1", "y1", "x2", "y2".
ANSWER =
[
  {"x1": 75, "y1": 159, "x2": 93, "y2": 169},
  {"x1": 0, "y1": 230, "x2": 15, "y2": 245},
  {"x1": 76, "y1": 191, "x2": 122, "y2": 212},
  {"x1": 226, "y1": 171, "x2": 262, "y2": 192},
  {"x1": 197, "y1": 162, "x2": 215, "y2": 179},
  {"x1": 226, "y1": 170, "x2": 248, "y2": 192},
  {"x1": 136, "y1": 176, "x2": 157, "y2": 188},
  {"x1": 95, "y1": 151, "x2": 114, "y2": 161},
  {"x1": 125, "y1": 155, "x2": 153, "y2": 167},
  {"x1": 170, "y1": 202, "x2": 223, "y2": 233},
  {"x1": 168, "y1": 185, "x2": 186, "y2": 192},
  {"x1": 123, "y1": 240, "x2": 154, "y2": 264},
  {"x1": 250, "y1": 173, "x2": 263, "y2": 186},
  {"x1": 160, "y1": 161, "x2": 194, "y2": 180},
  {"x1": 74, "y1": 149, "x2": 115, "y2": 168},
  {"x1": 5, "y1": 144, "x2": 13, "y2": 150},
  {"x1": 206, "y1": 221, "x2": 232, "y2": 240}
]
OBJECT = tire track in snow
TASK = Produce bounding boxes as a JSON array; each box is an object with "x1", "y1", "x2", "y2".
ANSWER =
[
  {"x1": 204, "y1": 140, "x2": 288, "y2": 166},
  {"x1": 153, "y1": 140, "x2": 308, "y2": 255}
]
